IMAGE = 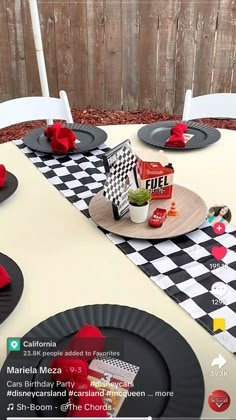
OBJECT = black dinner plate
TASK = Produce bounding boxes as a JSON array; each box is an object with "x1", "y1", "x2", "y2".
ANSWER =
[
  {"x1": 0, "y1": 253, "x2": 24, "y2": 325},
  {"x1": 0, "y1": 172, "x2": 18, "y2": 204},
  {"x1": 0, "y1": 304, "x2": 204, "y2": 418},
  {"x1": 22, "y1": 123, "x2": 108, "y2": 154},
  {"x1": 137, "y1": 120, "x2": 221, "y2": 150}
]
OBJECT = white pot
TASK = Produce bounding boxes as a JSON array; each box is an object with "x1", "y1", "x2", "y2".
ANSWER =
[{"x1": 129, "y1": 202, "x2": 149, "y2": 223}]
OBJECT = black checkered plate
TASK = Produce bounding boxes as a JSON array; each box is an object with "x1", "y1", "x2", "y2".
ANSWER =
[
  {"x1": 138, "y1": 121, "x2": 221, "y2": 150},
  {"x1": 0, "y1": 304, "x2": 204, "y2": 418},
  {"x1": 0, "y1": 253, "x2": 24, "y2": 325},
  {"x1": 22, "y1": 123, "x2": 108, "y2": 154},
  {"x1": 0, "y1": 172, "x2": 18, "y2": 204}
]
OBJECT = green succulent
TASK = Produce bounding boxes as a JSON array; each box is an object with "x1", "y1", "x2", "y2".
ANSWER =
[{"x1": 128, "y1": 188, "x2": 151, "y2": 206}]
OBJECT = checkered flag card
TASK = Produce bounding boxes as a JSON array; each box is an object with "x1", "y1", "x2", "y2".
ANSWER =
[
  {"x1": 103, "y1": 140, "x2": 137, "y2": 219},
  {"x1": 103, "y1": 146, "x2": 137, "y2": 204}
]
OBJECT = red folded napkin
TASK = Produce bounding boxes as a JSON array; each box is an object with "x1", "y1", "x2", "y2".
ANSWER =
[
  {"x1": 0, "y1": 164, "x2": 7, "y2": 188},
  {"x1": 44, "y1": 122, "x2": 62, "y2": 139},
  {"x1": 165, "y1": 123, "x2": 188, "y2": 148},
  {"x1": 50, "y1": 128, "x2": 76, "y2": 153},
  {"x1": 0, "y1": 265, "x2": 11, "y2": 289},
  {"x1": 44, "y1": 123, "x2": 76, "y2": 153},
  {"x1": 50, "y1": 324, "x2": 108, "y2": 418}
]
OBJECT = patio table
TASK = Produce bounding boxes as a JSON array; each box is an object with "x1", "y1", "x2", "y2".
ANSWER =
[{"x1": 0, "y1": 125, "x2": 235, "y2": 418}]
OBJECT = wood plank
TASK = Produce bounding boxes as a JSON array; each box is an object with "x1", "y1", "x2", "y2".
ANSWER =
[
  {"x1": 38, "y1": 0, "x2": 58, "y2": 98},
  {"x1": 122, "y1": 0, "x2": 140, "y2": 111},
  {"x1": 51, "y1": 1, "x2": 74, "y2": 106},
  {"x1": 104, "y1": 0, "x2": 122, "y2": 109},
  {"x1": 0, "y1": 0, "x2": 13, "y2": 101},
  {"x1": 231, "y1": 3, "x2": 236, "y2": 90},
  {"x1": 89, "y1": 186, "x2": 207, "y2": 240},
  {"x1": 212, "y1": 0, "x2": 236, "y2": 93},
  {"x1": 21, "y1": 0, "x2": 41, "y2": 96},
  {"x1": 5, "y1": 0, "x2": 27, "y2": 98},
  {"x1": 70, "y1": 0, "x2": 88, "y2": 108},
  {"x1": 174, "y1": 0, "x2": 198, "y2": 115},
  {"x1": 139, "y1": 0, "x2": 159, "y2": 110},
  {"x1": 87, "y1": 0, "x2": 105, "y2": 108},
  {"x1": 156, "y1": 0, "x2": 179, "y2": 114},
  {"x1": 193, "y1": 0, "x2": 219, "y2": 97},
  {"x1": 54, "y1": 1, "x2": 74, "y2": 104}
]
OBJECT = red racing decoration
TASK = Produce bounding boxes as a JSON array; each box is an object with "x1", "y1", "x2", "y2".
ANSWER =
[
  {"x1": 136, "y1": 151, "x2": 174, "y2": 200},
  {"x1": 149, "y1": 208, "x2": 167, "y2": 228}
]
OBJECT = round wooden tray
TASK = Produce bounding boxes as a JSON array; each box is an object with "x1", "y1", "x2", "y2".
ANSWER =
[{"x1": 89, "y1": 184, "x2": 208, "y2": 240}]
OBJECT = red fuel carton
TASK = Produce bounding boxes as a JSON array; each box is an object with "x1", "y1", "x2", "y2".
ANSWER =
[{"x1": 135, "y1": 151, "x2": 174, "y2": 199}]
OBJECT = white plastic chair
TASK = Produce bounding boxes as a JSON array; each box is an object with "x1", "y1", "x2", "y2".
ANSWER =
[
  {"x1": 0, "y1": 90, "x2": 73, "y2": 129},
  {"x1": 182, "y1": 89, "x2": 236, "y2": 120}
]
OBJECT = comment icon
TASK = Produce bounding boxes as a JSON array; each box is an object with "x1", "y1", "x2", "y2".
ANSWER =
[{"x1": 211, "y1": 282, "x2": 228, "y2": 298}]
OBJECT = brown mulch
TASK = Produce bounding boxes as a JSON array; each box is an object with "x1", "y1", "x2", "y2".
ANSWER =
[{"x1": 1, "y1": 108, "x2": 236, "y2": 144}]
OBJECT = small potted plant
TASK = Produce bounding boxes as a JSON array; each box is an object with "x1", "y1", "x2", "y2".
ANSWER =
[{"x1": 128, "y1": 188, "x2": 151, "y2": 223}]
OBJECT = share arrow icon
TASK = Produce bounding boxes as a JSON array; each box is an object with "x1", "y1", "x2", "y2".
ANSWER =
[{"x1": 211, "y1": 354, "x2": 227, "y2": 369}]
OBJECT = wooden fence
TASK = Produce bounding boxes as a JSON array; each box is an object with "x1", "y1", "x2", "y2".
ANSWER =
[{"x1": 0, "y1": 0, "x2": 236, "y2": 114}]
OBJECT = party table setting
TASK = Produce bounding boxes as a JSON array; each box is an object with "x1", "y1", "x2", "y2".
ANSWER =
[
  {"x1": 0, "y1": 120, "x2": 236, "y2": 418},
  {"x1": 0, "y1": 162, "x2": 23, "y2": 326}
]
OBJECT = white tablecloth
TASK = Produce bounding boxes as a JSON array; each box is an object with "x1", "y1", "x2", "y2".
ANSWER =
[{"x1": 0, "y1": 125, "x2": 235, "y2": 418}]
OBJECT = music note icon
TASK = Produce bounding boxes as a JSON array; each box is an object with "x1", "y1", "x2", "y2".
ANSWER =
[{"x1": 7, "y1": 403, "x2": 14, "y2": 410}]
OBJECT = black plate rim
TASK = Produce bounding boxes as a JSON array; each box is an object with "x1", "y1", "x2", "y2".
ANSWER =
[
  {"x1": 137, "y1": 120, "x2": 221, "y2": 150},
  {"x1": 0, "y1": 253, "x2": 24, "y2": 325},
  {"x1": 22, "y1": 123, "x2": 108, "y2": 154},
  {"x1": 0, "y1": 304, "x2": 204, "y2": 418},
  {"x1": 0, "y1": 171, "x2": 18, "y2": 204}
]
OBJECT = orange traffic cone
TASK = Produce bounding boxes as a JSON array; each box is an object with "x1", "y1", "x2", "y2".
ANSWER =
[{"x1": 168, "y1": 201, "x2": 178, "y2": 216}]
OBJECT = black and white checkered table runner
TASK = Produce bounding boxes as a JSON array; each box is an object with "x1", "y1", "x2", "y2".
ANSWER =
[{"x1": 15, "y1": 140, "x2": 236, "y2": 354}]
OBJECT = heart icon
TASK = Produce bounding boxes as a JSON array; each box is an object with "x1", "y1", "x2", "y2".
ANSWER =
[
  {"x1": 211, "y1": 246, "x2": 227, "y2": 261},
  {"x1": 0, "y1": 164, "x2": 7, "y2": 188}
]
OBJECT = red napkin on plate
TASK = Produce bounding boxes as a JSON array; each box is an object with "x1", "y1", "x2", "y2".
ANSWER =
[
  {"x1": 44, "y1": 122, "x2": 62, "y2": 139},
  {"x1": 0, "y1": 265, "x2": 11, "y2": 289},
  {"x1": 44, "y1": 123, "x2": 76, "y2": 153},
  {"x1": 165, "y1": 123, "x2": 188, "y2": 148},
  {"x1": 0, "y1": 164, "x2": 7, "y2": 188},
  {"x1": 50, "y1": 324, "x2": 108, "y2": 418}
]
